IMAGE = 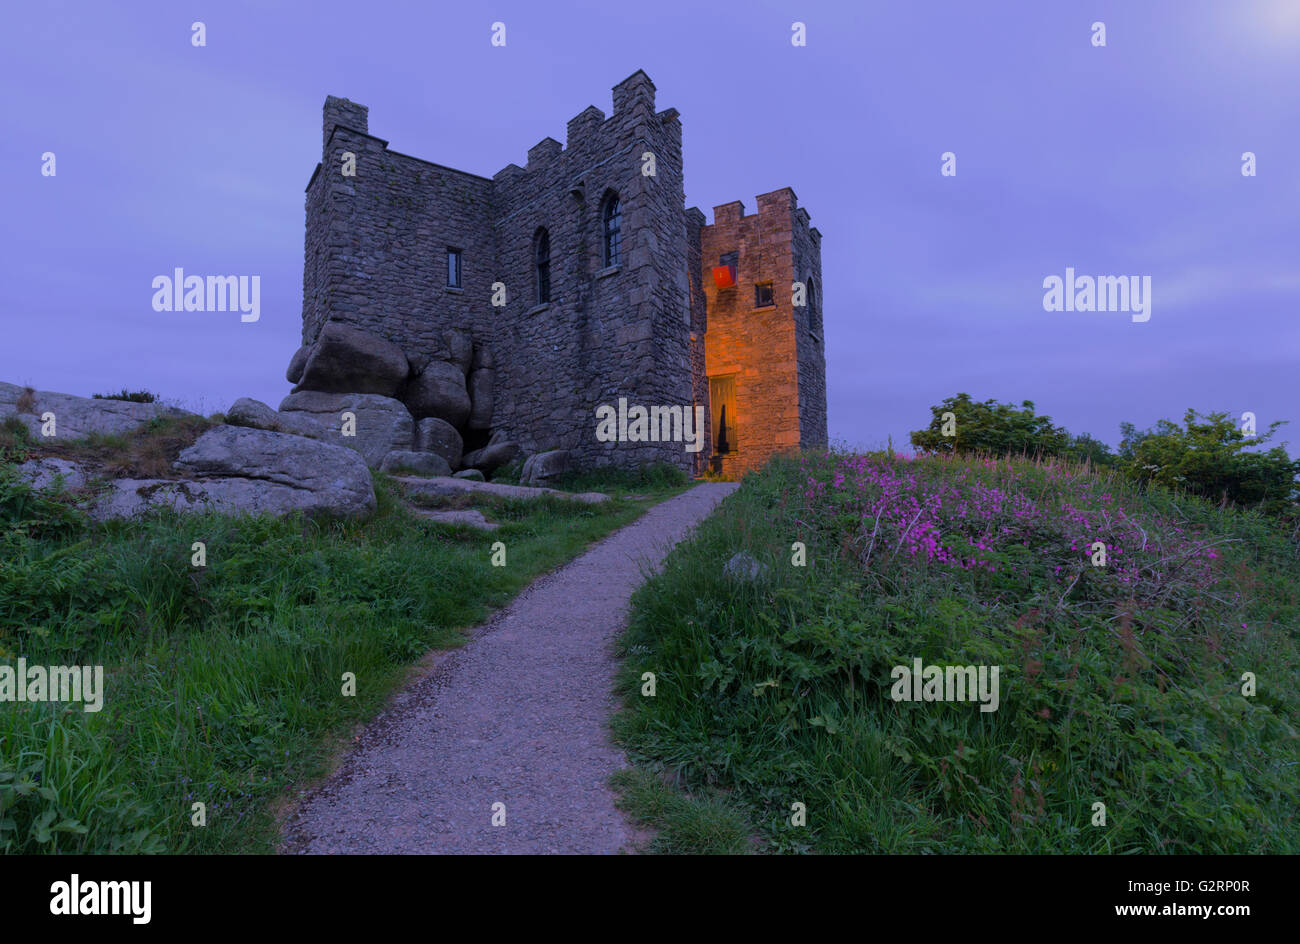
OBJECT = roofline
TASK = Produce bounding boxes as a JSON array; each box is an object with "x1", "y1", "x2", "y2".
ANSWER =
[{"x1": 306, "y1": 125, "x2": 495, "y2": 190}]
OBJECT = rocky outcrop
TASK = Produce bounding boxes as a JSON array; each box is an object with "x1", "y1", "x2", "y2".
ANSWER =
[
  {"x1": 392, "y1": 475, "x2": 609, "y2": 504},
  {"x1": 404, "y1": 336, "x2": 452, "y2": 377},
  {"x1": 225, "y1": 397, "x2": 325, "y2": 440},
  {"x1": 14, "y1": 458, "x2": 87, "y2": 492},
  {"x1": 410, "y1": 508, "x2": 499, "y2": 531},
  {"x1": 88, "y1": 474, "x2": 374, "y2": 521},
  {"x1": 173, "y1": 426, "x2": 376, "y2": 516},
  {"x1": 0, "y1": 382, "x2": 193, "y2": 440},
  {"x1": 444, "y1": 329, "x2": 473, "y2": 376},
  {"x1": 461, "y1": 440, "x2": 523, "y2": 475},
  {"x1": 467, "y1": 368, "x2": 494, "y2": 430},
  {"x1": 12, "y1": 423, "x2": 377, "y2": 520},
  {"x1": 294, "y1": 322, "x2": 410, "y2": 396},
  {"x1": 279, "y1": 390, "x2": 414, "y2": 468},
  {"x1": 520, "y1": 449, "x2": 571, "y2": 486},
  {"x1": 285, "y1": 345, "x2": 311, "y2": 384},
  {"x1": 379, "y1": 450, "x2": 452, "y2": 478},
  {"x1": 403, "y1": 360, "x2": 470, "y2": 427},
  {"x1": 452, "y1": 469, "x2": 485, "y2": 481},
  {"x1": 278, "y1": 323, "x2": 510, "y2": 475},
  {"x1": 412, "y1": 417, "x2": 463, "y2": 470}
]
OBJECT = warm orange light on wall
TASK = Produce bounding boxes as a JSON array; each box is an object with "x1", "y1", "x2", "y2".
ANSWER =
[{"x1": 712, "y1": 264, "x2": 736, "y2": 288}]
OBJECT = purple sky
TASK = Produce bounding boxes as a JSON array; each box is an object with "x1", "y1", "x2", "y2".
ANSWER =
[{"x1": 5, "y1": 0, "x2": 1298, "y2": 454}]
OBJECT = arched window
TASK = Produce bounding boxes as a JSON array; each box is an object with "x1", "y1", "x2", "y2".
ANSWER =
[
  {"x1": 534, "y1": 228, "x2": 551, "y2": 304},
  {"x1": 602, "y1": 192, "x2": 622, "y2": 267}
]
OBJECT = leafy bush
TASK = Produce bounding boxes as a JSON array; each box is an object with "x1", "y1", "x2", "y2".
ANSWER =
[
  {"x1": 0, "y1": 417, "x2": 31, "y2": 461},
  {"x1": 910, "y1": 393, "x2": 1096, "y2": 462},
  {"x1": 0, "y1": 464, "x2": 85, "y2": 540},
  {"x1": 1119, "y1": 409, "x2": 1299, "y2": 516},
  {"x1": 912, "y1": 395, "x2": 1298, "y2": 518}
]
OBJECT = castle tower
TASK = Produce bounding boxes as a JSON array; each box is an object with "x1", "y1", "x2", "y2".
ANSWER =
[
  {"x1": 298, "y1": 74, "x2": 825, "y2": 478},
  {"x1": 486, "y1": 69, "x2": 695, "y2": 470},
  {"x1": 697, "y1": 189, "x2": 827, "y2": 476}
]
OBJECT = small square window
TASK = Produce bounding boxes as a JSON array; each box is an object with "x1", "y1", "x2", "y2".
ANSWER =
[
  {"x1": 447, "y1": 248, "x2": 462, "y2": 288},
  {"x1": 754, "y1": 282, "x2": 774, "y2": 308}
]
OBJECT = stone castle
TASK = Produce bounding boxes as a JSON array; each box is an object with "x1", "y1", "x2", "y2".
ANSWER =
[{"x1": 294, "y1": 70, "x2": 827, "y2": 478}]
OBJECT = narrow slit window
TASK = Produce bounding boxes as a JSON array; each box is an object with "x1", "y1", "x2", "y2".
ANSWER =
[
  {"x1": 447, "y1": 248, "x2": 462, "y2": 288},
  {"x1": 754, "y1": 281, "x2": 774, "y2": 308},
  {"x1": 535, "y1": 229, "x2": 551, "y2": 304}
]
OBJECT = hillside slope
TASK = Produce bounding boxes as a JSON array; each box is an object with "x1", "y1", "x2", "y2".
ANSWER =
[{"x1": 615, "y1": 451, "x2": 1300, "y2": 853}]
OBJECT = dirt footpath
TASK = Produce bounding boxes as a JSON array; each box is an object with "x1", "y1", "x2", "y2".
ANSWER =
[{"x1": 281, "y1": 482, "x2": 738, "y2": 854}]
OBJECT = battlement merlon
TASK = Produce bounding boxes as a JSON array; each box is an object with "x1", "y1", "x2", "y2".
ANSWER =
[
  {"x1": 711, "y1": 201, "x2": 745, "y2": 227},
  {"x1": 704, "y1": 189, "x2": 817, "y2": 234},
  {"x1": 498, "y1": 72, "x2": 680, "y2": 174},
  {"x1": 323, "y1": 96, "x2": 369, "y2": 153},
  {"x1": 527, "y1": 137, "x2": 563, "y2": 171},
  {"x1": 565, "y1": 106, "x2": 605, "y2": 150},
  {"x1": 755, "y1": 188, "x2": 797, "y2": 224},
  {"x1": 612, "y1": 69, "x2": 656, "y2": 115}
]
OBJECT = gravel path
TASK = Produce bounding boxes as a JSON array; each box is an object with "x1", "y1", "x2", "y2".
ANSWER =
[{"x1": 281, "y1": 482, "x2": 738, "y2": 854}]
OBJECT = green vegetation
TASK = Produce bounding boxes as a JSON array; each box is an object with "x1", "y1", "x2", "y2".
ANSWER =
[
  {"x1": 1118, "y1": 410, "x2": 1299, "y2": 517},
  {"x1": 911, "y1": 394, "x2": 1299, "y2": 519},
  {"x1": 0, "y1": 417, "x2": 31, "y2": 457},
  {"x1": 611, "y1": 767, "x2": 753, "y2": 854},
  {"x1": 491, "y1": 460, "x2": 689, "y2": 493},
  {"x1": 910, "y1": 393, "x2": 1092, "y2": 463},
  {"x1": 0, "y1": 457, "x2": 684, "y2": 853},
  {"x1": 550, "y1": 461, "x2": 688, "y2": 493},
  {"x1": 2, "y1": 412, "x2": 215, "y2": 483},
  {"x1": 91, "y1": 390, "x2": 159, "y2": 403},
  {"x1": 615, "y1": 450, "x2": 1300, "y2": 853}
]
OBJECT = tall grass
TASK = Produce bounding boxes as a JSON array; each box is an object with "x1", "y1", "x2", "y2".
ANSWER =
[
  {"x1": 614, "y1": 450, "x2": 1300, "y2": 853},
  {"x1": 0, "y1": 465, "x2": 681, "y2": 853}
]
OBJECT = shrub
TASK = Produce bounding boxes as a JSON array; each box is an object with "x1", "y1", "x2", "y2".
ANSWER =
[
  {"x1": 0, "y1": 417, "x2": 31, "y2": 462},
  {"x1": 910, "y1": 393, "x2": 1083, "y2": 461},
  {"x1": 91, "y1": 390, "x2": 158, "y2": 403},
  {"x1": 1119, "y1": 410, "x2": 1299, "y2": 516}
]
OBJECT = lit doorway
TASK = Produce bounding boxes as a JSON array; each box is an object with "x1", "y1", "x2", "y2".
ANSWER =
[{"x1": 709, "y1": 375, "x2": 737, "y2": 456}]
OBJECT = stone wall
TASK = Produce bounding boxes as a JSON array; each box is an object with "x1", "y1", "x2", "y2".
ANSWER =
[
  {"x1": 302, "y1": 101, "x2": 496, "y2": 367},
  {"x1": 685, "y1": 206, "x2": 711, "y2": 477},
  {"x1": 700, "y1": 189, "x2": 820, "y2": 477},
  {"x1": 792, "y1": 208, "x2": 828, "y2": 449},
  {"x1": 487, "y1": 71, "x2": 693, "y2": 470}
]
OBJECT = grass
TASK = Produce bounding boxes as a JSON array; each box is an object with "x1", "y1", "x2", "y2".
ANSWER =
[
  {"x1": 613, "y1": 449, "x2": 1300, "y2": 854},
  {"x1": 611, "y1": 767, "x2": 754, "y2": 854},
  {"x1": 0, "y1": 448, "x2": 688, "y2": 853},
  {"x1": 491, "y1": 459, "x2": 690, "y2": 493}
]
